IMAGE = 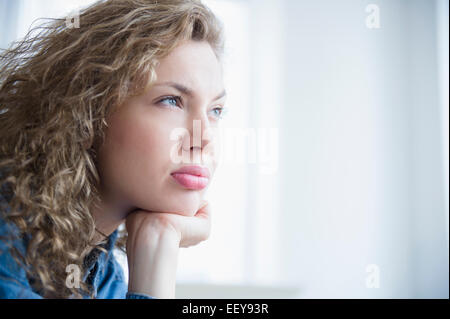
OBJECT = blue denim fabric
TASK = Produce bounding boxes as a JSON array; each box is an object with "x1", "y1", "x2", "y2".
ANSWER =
[{"x1": 0, "y1": 190, "x2": 155, "y2": 299}]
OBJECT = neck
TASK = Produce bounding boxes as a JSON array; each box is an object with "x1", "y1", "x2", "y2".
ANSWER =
[{"x1": 88, "y1": 193, "x2": 136, "y2": 250}]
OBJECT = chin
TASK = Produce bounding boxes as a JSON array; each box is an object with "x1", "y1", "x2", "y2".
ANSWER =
[
  {"x1": 145, "y1": 192, "x2": 201, "y2": 217},
  {"x1": 169, "y1": 194, "x2": 202, "y2": 216}
]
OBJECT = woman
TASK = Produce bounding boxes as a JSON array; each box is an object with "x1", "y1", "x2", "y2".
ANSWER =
[{"x1": 0, "y1": 0, "x2": 226, "y2": 299}]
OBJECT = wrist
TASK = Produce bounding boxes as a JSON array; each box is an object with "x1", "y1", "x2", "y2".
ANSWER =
[{"x1": 127, "y1": 226, "x2": 180, "y2": 299}]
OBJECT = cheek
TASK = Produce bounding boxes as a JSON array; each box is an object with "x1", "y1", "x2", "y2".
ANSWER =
[
  {"x1": 99, "y1": 115, "x2": 173, "y2": 185},
  {"x1": 117, "y1": 120, "x2": 175, "y2": 171}
]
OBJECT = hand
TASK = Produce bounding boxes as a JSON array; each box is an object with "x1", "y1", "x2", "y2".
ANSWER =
[
  {"x1": 125, "y1": 199, "x2": 211, "y2": 248},
  {"x1": 124, "y1": 200, "x2": 212, "y2": 298}
]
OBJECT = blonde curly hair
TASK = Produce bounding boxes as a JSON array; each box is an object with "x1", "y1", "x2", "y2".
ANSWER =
[{"x1": 0, "y1": 0, "x2": 224, "y2": 298}]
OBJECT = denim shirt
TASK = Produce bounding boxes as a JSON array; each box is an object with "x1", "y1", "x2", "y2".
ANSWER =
[{"x1": 0, "y1": 191, "x2": 155, "y2": 299}]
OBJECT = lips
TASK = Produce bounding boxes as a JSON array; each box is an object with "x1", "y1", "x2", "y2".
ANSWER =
[{"x1": 170, "y1": 165, "x2": 210, "y2": 190}]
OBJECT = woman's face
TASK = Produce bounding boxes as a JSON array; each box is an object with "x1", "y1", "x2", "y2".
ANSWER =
[{"x1": 96, "y1": 40, "x2": 226, "y2": 217}]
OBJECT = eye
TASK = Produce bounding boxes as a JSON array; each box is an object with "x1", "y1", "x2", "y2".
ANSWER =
[
  {"x1": 157, "y1": 96, "x2": 182, "y2": 108},
  {"x1": 210, "y1": 106, "x2": 228, "y2": 120}
]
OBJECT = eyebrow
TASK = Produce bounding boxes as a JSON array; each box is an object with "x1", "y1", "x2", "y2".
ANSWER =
[{"x1": 153, "y1": 81, "x2": 227, "y2": 101}]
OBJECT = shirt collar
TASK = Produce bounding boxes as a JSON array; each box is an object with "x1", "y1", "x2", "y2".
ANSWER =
[{"x1": 83, "y1": 229, "x2": 119, "y2": 278}]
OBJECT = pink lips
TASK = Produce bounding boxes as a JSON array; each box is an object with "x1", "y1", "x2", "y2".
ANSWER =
[{"x1": 171, "y1": 165, "x2": 210, "y2": 190}]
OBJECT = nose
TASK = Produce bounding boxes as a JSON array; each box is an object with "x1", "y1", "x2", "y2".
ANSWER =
[{"x1": 181, "y1": 108, "x2": 215, "y2": 163}]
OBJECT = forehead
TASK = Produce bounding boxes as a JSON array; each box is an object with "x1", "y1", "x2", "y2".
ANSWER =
[{"x1": 154, "y1": 40, "x2": 224, "y2": 94}]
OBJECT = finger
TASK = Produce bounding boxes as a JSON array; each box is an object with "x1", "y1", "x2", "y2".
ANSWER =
[
  {"x1": 194, "y1": 200, "x2": 211, "y2": 220},
  {"x1": 179, "y1": 209, "x2": 211, "y2": 247},
  {"x1": 199, "y1": 199, "x2": 208, "y2": 208}
]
